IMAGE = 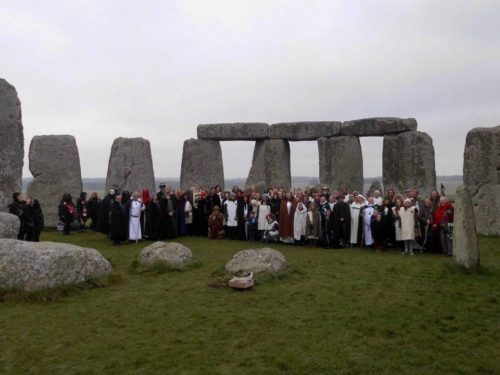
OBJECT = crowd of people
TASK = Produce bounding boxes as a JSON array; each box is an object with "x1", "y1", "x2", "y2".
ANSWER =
[
  {"x1": 43, "y1": 183, "x2": 454, "y2": 255},
  {"x1": 7, "y1": 192, "x2": 44, "y2": 241}
]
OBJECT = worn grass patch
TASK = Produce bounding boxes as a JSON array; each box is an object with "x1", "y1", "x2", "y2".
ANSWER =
[{"x1": 0, "y1": 231, "x2": 499, "y2": 374}]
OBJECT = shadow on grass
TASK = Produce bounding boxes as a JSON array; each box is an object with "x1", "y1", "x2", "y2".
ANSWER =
[{"x1": 0, "y1": 271, "x2": 125, "y2": 303}]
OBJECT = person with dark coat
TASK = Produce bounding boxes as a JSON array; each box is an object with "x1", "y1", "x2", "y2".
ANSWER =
[
  {"x1": 237, "y1": 194, "x2": 252, "y2": 240},
  {"x1": 109, "y1": 194, "x2": 128, "y2": 245},
  {"x1": 97, "y1": 189, "x2": 116, "y2": 234},
  {"x1": 331, "y1": 195, "x2": 351, "y2": 248},
  {"x1": 145, "y1": 193, "x2": 162, "y2": 241},
  {"x1": 158, "y1": 187, "x2": 178, "y2": 239},
  {"x1": 87, "y1": 192, "x2": 101, "y2": 231},
  {"x1": 58, "y1": 193, "x2": 77, "y2": 235},
  {"x1": 8, "y1": 192, "x2": 28, "y2": 240},
  {"x1": 23, "y1": 199, "x2": 35, "y2": 241},
  {"x1": 76, "y1": 192, "x2": 88, "y2": 231},
  {"x1": 194, "y1": 191, "x2": 210, "y2": 237},
  {"x1": 31, "y1": 199, "x2": 44, "y2": 242},
  {"x1": 371, "y1": 213, "x2": 385, "y2": 253}
]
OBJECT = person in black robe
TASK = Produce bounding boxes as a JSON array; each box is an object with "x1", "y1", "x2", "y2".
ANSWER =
[
  {"x1": 270, "y1": 192, "x2": 281, "y2": 221},
  {"x1": 331, "y1": 195, "x2": 351, "y2": 248},
  {"x1": 23, "y1": 199, "x2": 35, "y2": 241},
  {"x1": 76, "y1": 192, "x2": 88, "y2": 232},
  {"x1": 194, "y1": 192, "x2": 210, "y2": 237},
  {"x1": 58, "y1": 193, "x2": 77, "y2": 235},
  {"x1": 109, "y1": 194, "x2": 128, "y2": 245},
  {"x1": 31, "y1": 199, "x2": 44, "y2": 242},
  {"x1": 371, "y1": 213, "x2": 385, "y2": 253},
  {"x1": 236, "y1": 194, "x2": 252, "y2": 240},
  {"x1": 166, "y1": 189, "x2": 179, "y2": 239},
  {"x1": 145, "y1": 193, "x2": 162, "y2": 241},
  {"x1": 97, "y1": 189, "x2": 116, "y2": 234},
  {"x1": 8, "y1": 192, "x2": 28, "y2": 240},
  {"x1": 87, "y1": 192, "x2": 101, "y2": 231}
]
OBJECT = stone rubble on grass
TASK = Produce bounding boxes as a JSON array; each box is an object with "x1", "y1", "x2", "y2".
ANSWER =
[
  {"x1": 0, "y1": 239, "x2": 113, "y2": 292},
  {"x1": 138, "y1": 241, "x2": 193, "y2": 267},
  {"x1": 225, "y1": 247, "x2": 288, "y2": 274}
]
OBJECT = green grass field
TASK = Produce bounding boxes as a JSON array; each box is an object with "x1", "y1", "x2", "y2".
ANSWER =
[{"x1": 1, "y1": 232, "x2": 499, "y2": 374}]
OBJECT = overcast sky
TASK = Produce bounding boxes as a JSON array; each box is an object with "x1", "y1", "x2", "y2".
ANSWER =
[{"x1": 2, "y1": 0, "x2": 500, "y2": 179}]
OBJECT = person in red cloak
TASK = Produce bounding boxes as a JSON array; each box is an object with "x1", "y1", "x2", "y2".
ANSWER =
[
  {"x1": 433, "y1": 197, "x2": 454, "y2": 255},
  {"x1": 278, "y1": 191, "x2": 296, "y2": 243}
]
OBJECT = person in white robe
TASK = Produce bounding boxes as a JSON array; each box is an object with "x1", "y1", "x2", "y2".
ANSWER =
[
  {"x1": 257, "y1": 195, "x2": 271, "y2": 237},
  {"x1": 293, "y1": 201, "x2": 307, "y2": 242},
  {"x1": 362, "y1": 197, "x2": 375, "y2": 246},
  {"x1": 350, "y1": 195, "x2": 366, "y2": 246},
  {"x1": 399, "y1": 198, "x2": 417, "y2": 255},
  {"x1": 372, "y1": 190, "x2": 383, "y2": 206},
  {"x1": 129, "y1": 192, "x2": 145, "y2": 241},
  {"x1": 223, "y1": 194, "x2": 238, "y2": 240}
]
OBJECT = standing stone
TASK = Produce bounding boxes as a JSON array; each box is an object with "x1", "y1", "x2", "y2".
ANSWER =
[
  {"x1": 453, "y1": 186, "x2": 480, "y2": 270},
  {"x1": 269, "y1": 121, "x2": 341, "y2": 140},
  {"x1": 105, "y1": 137, "x2": 155, "y2": 194},
  {"x1": 26, "y1": 135, "x2": 82, "y2": 226},
  {"x1": 0, "y1": 212, "x2": 20, "y2": 239},
  {"x1": 463, "y1": 125, "x2": 500, "y2": 195},
  {"x1": 197, "y1": 123, "x2": 269, "y2": 140},
  {"x1": 0, "y1": 79, "x2": 24, "y2": 212},
  {"x1": 318, "y1": 136, "x2": 363, "y2": 193},
  {"x1": 383, "y1": 131, "x2": 436, "y2": 197},
  {"x1": 341, "y1": 117, "x2": 417, "y2": 136},
  {"x1": 180, "y1": 139, "x2": 224, "y2": 191},
  {"x1": 471, "y1": 183, "x2": 500, "y2": 236},
  {"x1": 245, "y1": 139, "x2": 291, "y2": 192}
]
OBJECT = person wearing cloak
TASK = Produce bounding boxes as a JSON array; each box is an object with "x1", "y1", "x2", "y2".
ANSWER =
[
  {"x1": 76, "y1": 192, "x2": 88, "y2": 232},
  {"x1": 236, "y1": 194, "x2": 252, "y2": 240},
  {"x1": 278, "y1": 191, "x2": 296, "y2": 243},
  {"x1": 87, "y1": 192, "x2": 101, "y2": 231},
  {"x1": 392, "y1": 196, "x2": 404, "y2": 249},
  {"x1": 58, "y1": 193, "x2": 77, "y2": 236},
  {"x1": 433, "y1": 197, "x2": 454, "y2": 256},
  {"x1": 194, "y1": 191, "x2": 210, "y2": 237},
  {"x1": 349, "y1": 195, "x2": 365, "y2": 247},
  {"x1": 145, "y1": 193, "x2": 162, "y2": 241},
  {"x1": 8, "y1": 192, "x2": 28, "y2": 240},
  {"x1": 128, "y1": 192, "x2": 145, "y2": 242},
  {"x1": 110, "y1": 194, "x2": 128, "y2": 245},
  {"x1": 371, "y1": 213, "x2": 385, "y2": 253},
  {"x1": 418, "y1": 198, "x2": 434, "y2": 253},
  {"x1": 400, "y1": 198, "x2": 417, "y2": 255},
  {"x1": 223, "y1": 193, "x2": 238, "y2": 240},
  {"x1": 361, "y1": 197, "x2": 376, "y2": 247},
  {"x1": 208, "y1": 206, "x2": 224, "y2": 239},
  {"x1": 319, "y1": 196, "x2": 332, "y2": 248},
  {"x1": 331, "y1": 194, "x2": 351, "y2": 248},
  {"x1": 293, "y1": 201, "x2": 308, "y2": 244},
  {"x1": 97, "y1": 189, "x2": 116, "y2": 234},
  {"x1": 178, "y1": 192, "x2": 193, "y2": 236},
  {"x1": 31, "y1": 199, "x2": 44, "y2": 242},
  {"x1": 306, "y1": 202, "x2": 321, "y2": 247},
  {"x1": 257, "y1": 194, "x2": 272, "y2": 240}
]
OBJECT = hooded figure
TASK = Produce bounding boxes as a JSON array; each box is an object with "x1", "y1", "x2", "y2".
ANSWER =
[
  {"x1": 350, "y1": 195, "x2": 366, "y2": 246},
  {"x1": 58, "y1": 193, "x2": 76, "y2": 235},
  {"x1": 97, "y1": 189, "x2": 116, "y2": 234}
]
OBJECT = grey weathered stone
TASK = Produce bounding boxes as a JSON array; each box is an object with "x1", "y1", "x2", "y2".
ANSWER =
[
  {"x1": 105, "y1": 137, "x2": 155, "y2": 194},
  {"x1": 225, "y1": 248, "x2": 288, "y2": 274},
  {"x1": 138, "y1": 241, "x2": 193, "y2": 267},
  {"x1": 269, "y1": 121, "x2": 341, "y2": 140},
  {"x1": 471, "y1": 183, "x2": 500, "y2": 236},
  {"x1": 383, "y1": 131, "x2": 436, "y2": 197},
  {"x1": 245, "y1": 139, "x2": 291, "y2": 192},
  {"x1": 318, "y1": 136, "x2": 363, "y2": 193},
  {"x1": 341, "y1": 117, "x2": 417, "y2": 136},
  {"x1": 0, "y1": 239, "x2": 113, "y2": 292},
  {"x1": 453, "y1": 186, "x2": 480, "y2": 270},
  {"x1": 26, "y1": 135, "x2": 82, "y2": 226},
  {"x1": 180, "y1": 139, "x2": 224, "y2": 191},
  {"x1": 0, "y1": 79, "x2": 24, "y2": 212},
  {"x1": 197, "y1": 123, "x2": 270, "y2": 140},
  {"x1": 0, "y1": 212, "x2": 20, "y2": 239},
  {"x1": 367, "y1": 180, "x2": 383, "y2": 197},
  {"x1": 463, "y1": 125, "x2": 500, "y2": 195}
]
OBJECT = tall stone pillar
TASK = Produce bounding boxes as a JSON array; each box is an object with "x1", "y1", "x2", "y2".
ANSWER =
[
  {"x1": 26, "y1": 135, "x2": 83, "y2": 226},
  {"x1": 0, "y1": 79, "x2": 24, "y2": 212},
  {"x1": 245, "y1": 139, "x2": 291, "y2": 192},
  {"x1": 453, "y1": 186, "x2": 480, "y2": 270},
  {"x1": 318, "y1": 136, "x2": 363, "y2": 193},
  {"x1": 105, "y1": 137, "x2": 155, "y2": 194},
  {"x1": 383, "y1": 131, "x2": 436, "y2": 197},
  {"x1": 180, "y1": 139, "x2": 224, "y2": 191}
]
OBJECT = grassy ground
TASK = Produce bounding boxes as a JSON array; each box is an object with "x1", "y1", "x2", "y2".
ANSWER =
[{"x1": 1, "y1": 232, "x2": 499, "y2": 375}]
